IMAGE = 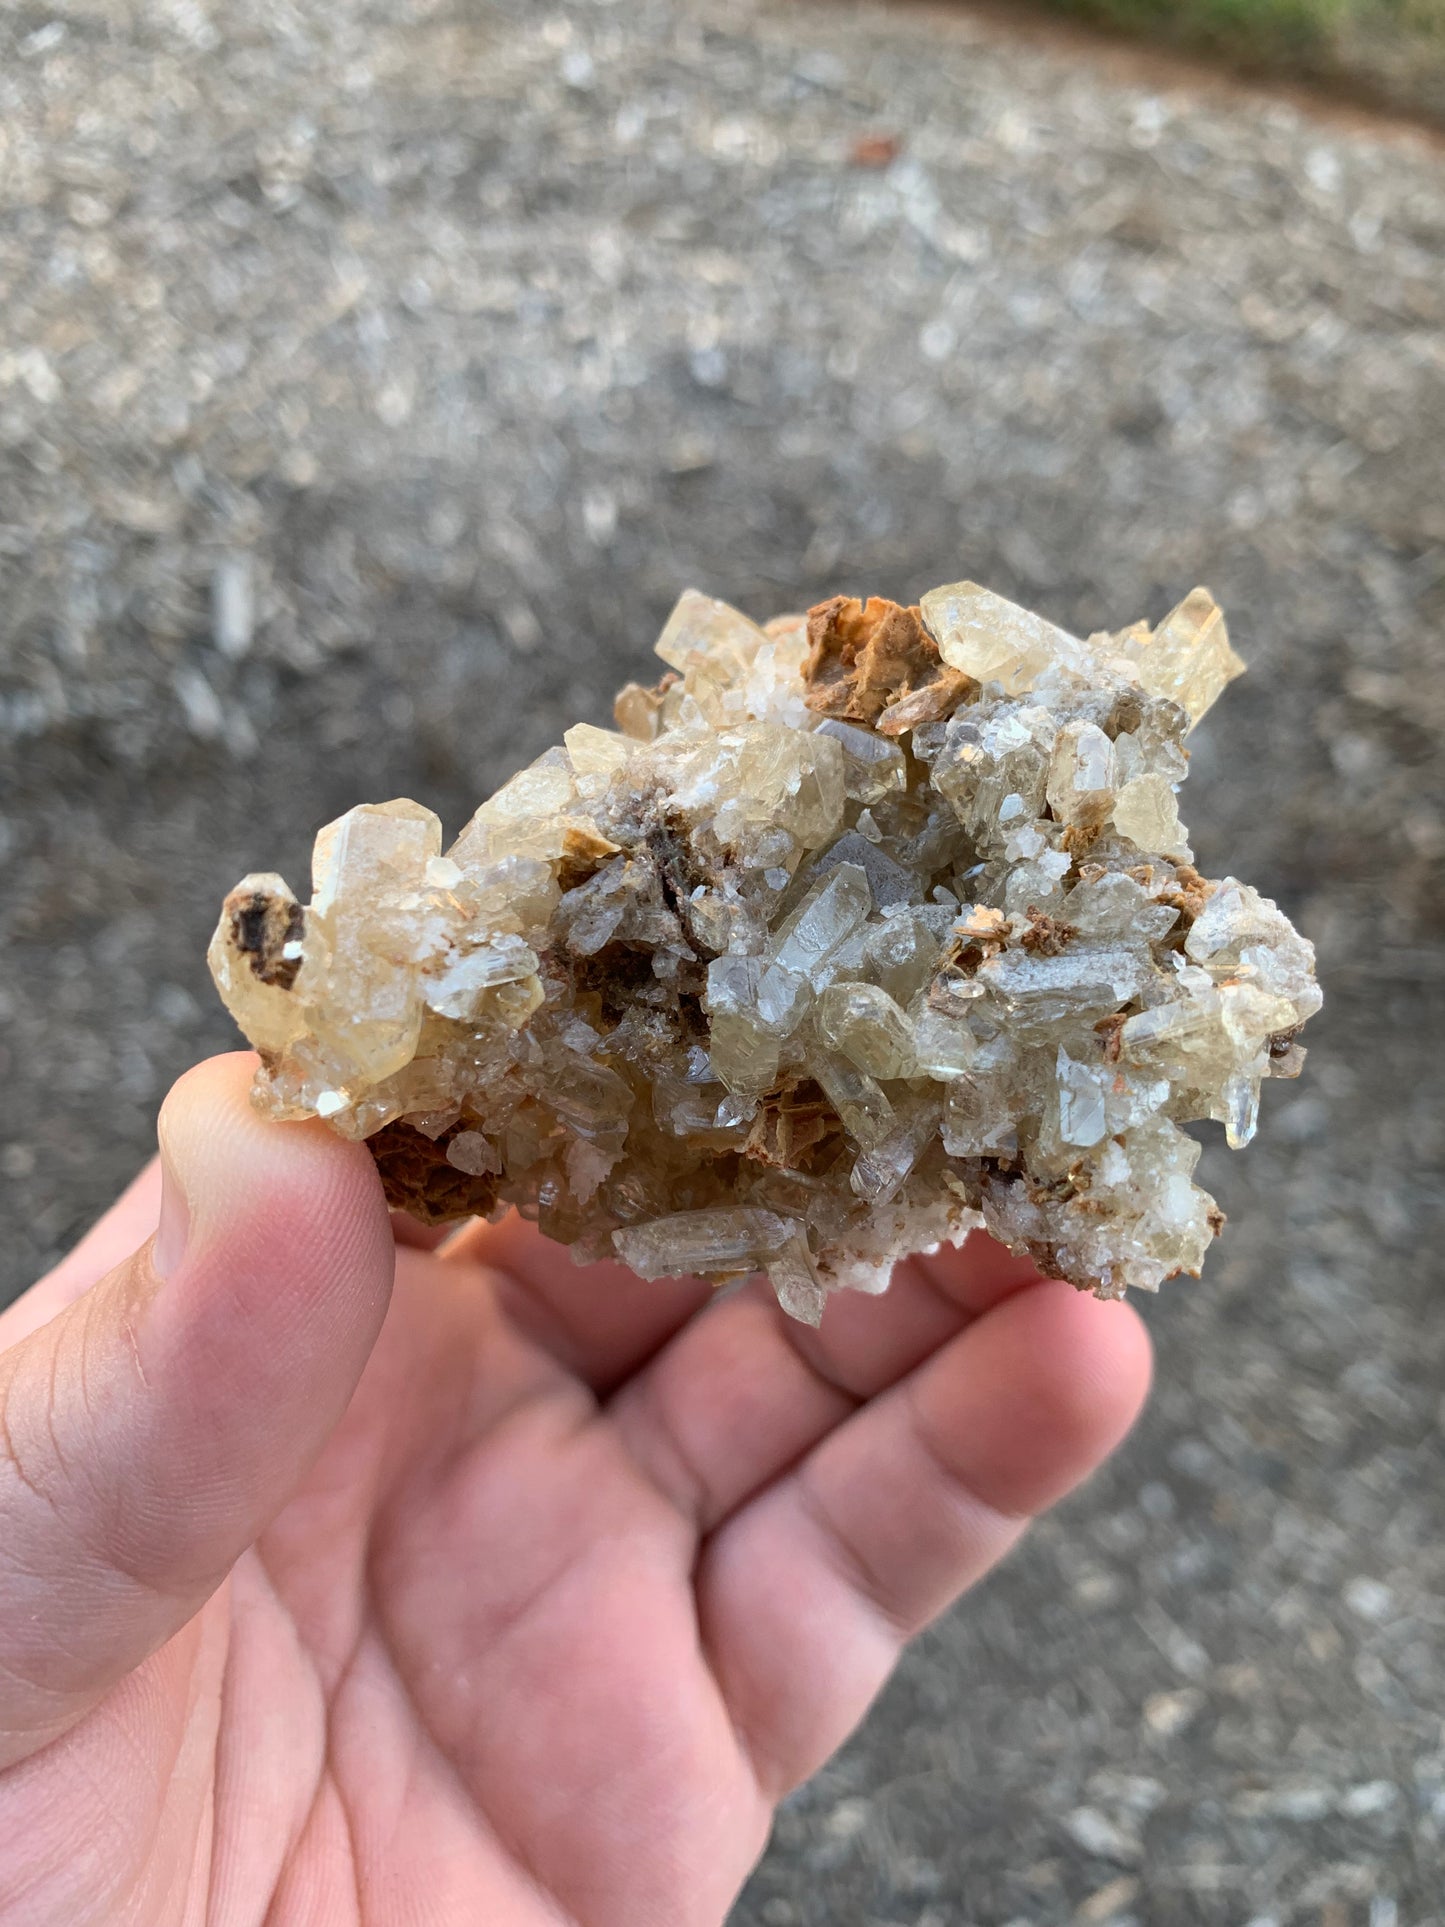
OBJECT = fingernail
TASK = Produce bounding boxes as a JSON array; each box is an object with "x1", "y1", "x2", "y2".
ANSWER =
[{"x1": 155, "y1": 1142, "x2": 191, "y2": 1278}]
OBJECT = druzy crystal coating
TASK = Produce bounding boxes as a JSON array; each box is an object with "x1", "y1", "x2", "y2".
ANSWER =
[{"x1": 209, "y1": 581, "x2": 1320, "y2": 1324}]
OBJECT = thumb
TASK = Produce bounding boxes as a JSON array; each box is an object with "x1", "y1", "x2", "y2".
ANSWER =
[{"x1": 0, "y1": 1052, "x2": 394, "y2": 1769}]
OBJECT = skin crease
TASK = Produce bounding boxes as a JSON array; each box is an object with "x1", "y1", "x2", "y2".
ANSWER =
[{"x1": 0, "y1": 1054, "x2": 1151, "y2": 1927}]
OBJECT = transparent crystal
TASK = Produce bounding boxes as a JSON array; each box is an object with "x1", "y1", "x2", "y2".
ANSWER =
[
  {"x1": 1046, "y1": 719, "x2": 1117, "y2": 826},
  {"x1": 614, "y1": 1207, "x2": 795, "y2": 1279},
  {"x1": 767, "y1": 863, "x2": 873, "y2": 984},
  {"x1": 807, "y1": 1042, "x2": 895, "y2": 1150},
  {"x1": 817, "y1": 981, "x2": 919, "y2": 1081},
  {"x1": 1112, "y1": 773, "x2": 1191, "y2": 862},
  {"x1": 1113, "y1": 587, "x2": 1246, "y2": 728},
  {"x1": 813, "y1": 717, "x2": 909, "y2": 803},
  {"x1": 654, "y1": 588, "x2": 768, "y2": 674},
  {"x1": 921, "y1": 581, "x2": 1092, "y2": 695},
  {"x1": 451, "y1": 751, "x2": 577, "y2": 865},
  {"x1": 911, "y1": 1003, "x2": 979, "y2": 1080},
  {"x1": 305, "y1": 799, "x2": 442, "y2": 1089},
  {"x1": 766, "y1": 1229, "x2": 828, "y2": 1327},
  {"x1": 851, "y1": 1096, "x2": 942, "y2": 1207}
]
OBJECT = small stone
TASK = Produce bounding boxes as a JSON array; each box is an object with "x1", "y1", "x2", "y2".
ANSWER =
[
  {"x1": 1344, "y1": 1577, "x2": 1395, "y2": 1623},
  {"x1": 0, "y1": 1144, "x2": 36, "y2": 1180},
  {"x1": 1339, "y1": 1780, "x2": 1397, "y2": 1818},
  {"x1": 1076, "y1": 1876, "x2": 1141, "y2": 1923},
  {"x1": 1063, "y1": 1807, "x2": 1142, "y2": 1865},
  {"x1": 1143, "y1": 1687, "x2": 1204, "y2": 1738},
  {"x1": 208, "y1": 578, "x2": 1320, "y2": 1315},
  {"x1": 1233, "y1": 1781, "x2": 1334, "y2": 1822},
  {"x1": 824, "y1": 1797, "x2": 872, "y2": 1839},
  {"x1": 212, "y1": 552, "x2": 256, "y2": 658}
]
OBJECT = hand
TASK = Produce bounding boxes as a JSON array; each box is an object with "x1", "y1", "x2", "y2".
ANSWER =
[{"x1": 0, "y1": 1053, "x2": 1149, "y2": 1926}]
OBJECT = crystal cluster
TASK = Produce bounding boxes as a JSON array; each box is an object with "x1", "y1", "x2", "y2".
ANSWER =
[{"x1": 209, "y1": 581, "x2": 1320, "y2": 1323}]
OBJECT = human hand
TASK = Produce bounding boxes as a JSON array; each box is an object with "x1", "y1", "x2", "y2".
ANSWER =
[{"x1": 0, "y1": 1053, "x2": 1150, "y2": 1926}]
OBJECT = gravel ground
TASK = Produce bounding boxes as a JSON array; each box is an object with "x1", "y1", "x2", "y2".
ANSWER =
[{"x1": 3, "y1": 1, "x2": 1444, "y2": 1919}]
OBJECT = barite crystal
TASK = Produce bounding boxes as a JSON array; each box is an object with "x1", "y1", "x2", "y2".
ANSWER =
[{"x1": 208, "y1": 579, "x2": 1320, "y2": 1323}]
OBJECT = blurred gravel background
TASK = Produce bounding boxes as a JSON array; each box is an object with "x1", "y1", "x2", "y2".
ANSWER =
[{"x1": 2, "y1": 1, "x2": 1444, "y2": 1920}]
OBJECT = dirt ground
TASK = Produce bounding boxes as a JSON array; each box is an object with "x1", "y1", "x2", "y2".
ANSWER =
[{"x1": 2, "y1": 0, "x2": 1443, "y2": 1919}]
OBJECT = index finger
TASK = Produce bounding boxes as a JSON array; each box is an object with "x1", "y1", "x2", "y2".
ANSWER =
[{"x1": 441, "y1": 1209, "x2": 715, "y2": 1392}]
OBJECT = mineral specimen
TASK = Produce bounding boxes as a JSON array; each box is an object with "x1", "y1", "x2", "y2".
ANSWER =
[{"x1": 209, "y1": 581, "x2": 1320, "y2": 1323}]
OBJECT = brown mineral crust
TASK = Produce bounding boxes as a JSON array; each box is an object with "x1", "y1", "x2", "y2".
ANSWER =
[
  {"x1": 560, "y1": 822, "x2": 623, "y2": 867},
  {"x1": 803, "y1": 594, "x2": 961, "y2": 727},
  {"x1": 223, "y1": 881, "x2": 304, "y2": 990},
  {"x1": 875, "y1": 667, "x2": 977, "y2": 736},
  {"x1": 1059, "y1": 821, "x2": 1106, "y2": 858},
  {"x1": 613, "y1": 671, "x2": 680, "y2": 742},
  {"x1": 368, "y1": 1117, "x2": 501, "y2": 1226},
  {"x1": 743, "y1": 1078, "x2": 842, "y2": 1171},
  {"x1": 1155, "y1": 863, "x2": 1215, "y2": 923},
  {"x1": 940, "y1": 904, "x2": 1010, "y2": 975},
  {"x1": 1095, "y1": 1012, "x2": 1128, "y2": 1062},
  {"x1": 1266, "y1": 1029, "x2": 1308, "y2": 1078},
  {"x1": 555, "y1": 826, "x2": 628, "y2": 897},
  {"x1": 955, "y1": 906, "x2": 1010, "y2": 944},
  {"x1": 1020, "y1": 908, "x2": 1078, "y2": 956},
  {"x1": 850, "y1": 132, "x2": 901, "y2": 168}
]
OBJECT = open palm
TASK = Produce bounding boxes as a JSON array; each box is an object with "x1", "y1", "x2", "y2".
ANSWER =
[{"x1": 0, "y1": 1055, "x2": 1149, "y2": 1926}]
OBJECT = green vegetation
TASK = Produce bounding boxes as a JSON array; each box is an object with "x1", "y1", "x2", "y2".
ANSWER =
[{"x1": 1044, "y1": 0, "x2": 1445, "y2": 121}]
